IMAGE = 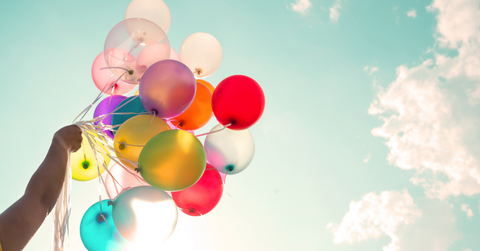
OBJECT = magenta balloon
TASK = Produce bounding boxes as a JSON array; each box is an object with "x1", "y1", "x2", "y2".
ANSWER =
[
  {"x1": 92, "y1": 52, "x2": 135, "y2": 95},
  {"x1": 94, "y1": 95, "x2": 127, "y2": 139},
  {"x1": 139, "y1": 60, "x2": 196, "y2": 119}
]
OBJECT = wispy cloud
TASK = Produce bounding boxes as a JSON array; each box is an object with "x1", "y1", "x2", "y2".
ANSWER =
[
  {"x1": 364, "y1": 66, "x2": 379, "y2": 76},
  {"x1": 329, "y1": 0, "x2": 342, "y2": 22},
  {"x1": 363, "y1": 153, "x2": 372, "y2": 163},
  {"x1": 328, "y1": 190, "x2": 421, "y2": 251},
  {"x1": 407, "y1": 9, "x2": 417, "y2": 18},
  {"x1": 461, "y1": 204, "x2": 474, "y2": 218},
  {"x1": 369, "y1": 0, "x2": 480, "y2": 199},
  {"x1": 290, "y1": 0, "x2": 312, "y2": 15}
]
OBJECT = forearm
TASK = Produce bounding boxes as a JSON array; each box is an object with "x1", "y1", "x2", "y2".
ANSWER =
[{"x1": 25, "y1": 139, "x2": 69, "y2": 213}]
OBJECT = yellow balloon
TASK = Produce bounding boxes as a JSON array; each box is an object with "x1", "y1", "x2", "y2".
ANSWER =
[
  {"x1": 139, "y1": 130, "x2": 206, "y2": 191},
  {"x1": 71, "y1": 134, "x2": 110, "y2": 181},
  {"x1": 134, "y1": 89, "x2": 139, "y2": 96},
  {"x1": 114, "y1": 115, "x2": 170, "y2": 170}
]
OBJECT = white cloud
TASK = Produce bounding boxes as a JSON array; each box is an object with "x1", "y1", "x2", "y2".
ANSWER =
[
  {"x1": 290, "y1": 0, "x2": 312, "y2": 15},
  {"x1": 328, "y1": 190, "x2": 421, "y2": 251},
  {"x1": 364, "y1": 66, "x2": 379, "y2": 76},
  {"x1": 461, "y1": 204, "x2": 474, "y2": 218},
  {"x1": 369, "y1": 0, "x2": 480, "y2": 199},
  {"x1": 329, "y1": 0, "x2": 342, "y2": 22},
  {"x1": 363, "y1": 153, "x2": 372, "y2": 163},
  {"x1": 406, "y1": 9, "x2": 417, "y2": 18}
]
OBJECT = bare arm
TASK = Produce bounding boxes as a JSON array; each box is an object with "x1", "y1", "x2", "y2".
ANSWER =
[{"x1": 0, "y1": 125, "x2": 82, "y2": 251}]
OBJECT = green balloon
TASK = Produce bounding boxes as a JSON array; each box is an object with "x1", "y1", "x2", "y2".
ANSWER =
[{"x1": 138, "y1": 130, "x2": 206, "y2": 191}]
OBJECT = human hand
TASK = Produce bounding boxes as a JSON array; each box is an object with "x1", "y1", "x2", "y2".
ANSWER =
[{"x1": 53, "y1": 125, "x2": 83, "y2": 152}]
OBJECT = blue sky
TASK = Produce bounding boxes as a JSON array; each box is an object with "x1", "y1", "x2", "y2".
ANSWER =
[{"x1": 1, "y1": 0, "x2": 480, "y2": 250}]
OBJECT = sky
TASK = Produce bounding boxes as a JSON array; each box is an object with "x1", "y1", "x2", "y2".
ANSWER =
[{"x1": 0, "y1": 0, "x2": 480, "y2": 250}]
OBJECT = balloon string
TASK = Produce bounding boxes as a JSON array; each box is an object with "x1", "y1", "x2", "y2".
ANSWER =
[
  {"x1": 223, "y1": 171, "x2": 232, "y2": 197},
  {"x1": 100, "y1": 66, "x2": 132, "y2": 74},
  {"x1": 150, "y1": 111, "x2": 156, "y2": 123},
  {"x1": 196, "y1": 123, "x2": 232, "y2": 137}
]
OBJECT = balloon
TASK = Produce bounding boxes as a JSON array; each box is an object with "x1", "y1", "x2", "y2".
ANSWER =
[
  {"x1": 180, "y1": 32, "x2": 222, "y2": 78},
  {"x1": 92, "y1": 52, "x2": 135, "y2": 95},
  {"x1": 171, "y1": 165, "x2": 223, "y2": 216},
  {"x1": 204, "y1": 124, "x2": 254, "y2": 175},
  {"x1": 136, "y1": 43, "x2": 170, "y2": 69},
  {"x1": 170, "y1": 82, "x2": 213, "y2": 130},
  {"x1": 112, "y1": 186, "x2": 177, "y2": 244},
  {"x1": 139, "y1": 60, "x2": 196, "y2": 119},
  {"x1": 94, "y1": 95, "x2": 128, "y2": 139},
  {"x1": 138, "y1": 130, "x2": 206, "y2": 191},
  {"x1": 197, "y1": 79, "x2": 214, "y2": 94},
  {"x1": 114, "y1": 115, "x2": 170, "y2": 170},
  {"x1": 134, "y1": 89, "x2": 139, "y2": 96},
  {"x1": 104, "y1": 164, "x2": 150, "y2": 199},
  {"x1": 71, "y1": 134, "x2": 110, "y2": 181},
  {"x1": 125, "y1": 0, "x2": 171, "y2": 34},
  {"x1": 104, "y1": 18, "x2": 170, "y2": 84},
  {"x1": 170, "y1": 47, "x2": 180, "y2": 61},
  {"x1": 111, "y1": 96, "x2": 146, "y2": 133},
  {"x1": 212, "y1": 75, "x2": 265, "y2": 130},
  {"x1": 80, "y1": 200, "x2": 128, "y2": 251}
]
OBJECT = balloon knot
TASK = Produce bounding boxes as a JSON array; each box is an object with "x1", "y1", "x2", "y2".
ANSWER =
[
  {"x1": 226, "y1": 165, "x2": 234, "y2": 172},
  {"x1": 107, "y1": 201, "x2": 114, "y2": 207},
  {"x1": 134, "y1": 166, "x2": 141, "y2": 173},
  {"x1": 128, "y1": 70, "x2": 134, "y2": 75},
  {"x1": 119, "y1": 142, "x2": 126, "y2": 150},
  {"x1": 194, "y1": 68, "x2": 203, "y2": 76}
]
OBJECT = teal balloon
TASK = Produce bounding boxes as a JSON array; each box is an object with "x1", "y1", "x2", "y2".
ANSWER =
[
  {"x1": 80, "y1": 200, "x2": 128, "y2": 251},
  {"x1": 111, "y1": 96, "x2": 146, "y2": 134}
]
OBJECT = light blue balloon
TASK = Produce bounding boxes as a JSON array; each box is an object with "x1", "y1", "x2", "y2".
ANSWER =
[
  {"x1": 111, "y1": 96, "x2": 147, "y2": 134},
  {"x1": 80, "y1": 200, "x2": 128, "y2": 251}
]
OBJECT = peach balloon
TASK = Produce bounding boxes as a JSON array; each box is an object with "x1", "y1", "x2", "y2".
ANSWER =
[{"x1": 170, "y1": 82, "x2": 213, "y2": 130}]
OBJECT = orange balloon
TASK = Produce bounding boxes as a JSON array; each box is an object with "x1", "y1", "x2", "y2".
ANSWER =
[
  {"x1": 171, "y1": 82, "x2": 213, "y2": 130},
  {"x1": 196, "y1": 79, "x2": 214, "y2": 94}
]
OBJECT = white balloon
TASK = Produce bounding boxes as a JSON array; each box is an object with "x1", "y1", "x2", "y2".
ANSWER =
[
  {"x1": 204, "y1": 124, "x2": 254, "y2": 175},
  {"x1": 180, "y1": 32, "x2": 223, "y2": 78},
  {"x1": 125, "y1": 0, "x2": 172, "y2": 34}
]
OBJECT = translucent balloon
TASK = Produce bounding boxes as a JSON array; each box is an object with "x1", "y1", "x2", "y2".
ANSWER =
[
  {"x1": 180, "y1": 32, "x2": 222, "y2": 78},
  {"x1": 114, "y1": 115, "x2": 170, "y2": 170},
  {"x1": 104, "y1": 18, "x2": 170, "y2": 84},
  {"x1": 71, "y1": 134, "x2": 110, "y2": 181},
  {"x1": 80, "y1": 200, "x2": 128, "y2": 251},
  {"x1": 125, "y1": 0, "x2": 171, "y2": 34},
  {"x1": 170, "y1": 47, "x2": 180, "y2": 61},
  {"x1": 111, "y1": 96, "x2": 146, "y2": 133},
  {"x1": 212, "y1": 75, "x2": 265, "y2": 130},
  {"x1": 104, "y1": 164, "x2": 150, "y2": 199},
  {"x1": 197, "y1": 79, "x2": 214, "y2": 94},
  {"x1": 171, "y1": 165, "x2": 223, "y2": 216},
  {"x1": 170, "y1": 82, "x2": 213, "y2": 130},
  {"x1": 112, "y1": 186, "x2": 177, "y2": 244},
  {"x1": 92, "y1": 52, "x2": 135, "y2": 95},
  {"x1": 204, "y1": 124, "x2": 255, "y2": 175},
  {"x1": 138, "y1": 130, "x2": 206, "y2": 191},
  {"x1": 139, "y1": 60, "x2": 196, "y2": 119},
  {"x1": 94, "y1": 95, "x2": 128, "y2": 139}
]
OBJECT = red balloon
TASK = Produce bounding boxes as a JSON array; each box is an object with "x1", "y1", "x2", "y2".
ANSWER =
[
  {"x1": 212, "y1": 75, "x2": 265, "y2": 130},
  {"x1": 171, "y1": 165, "x2": 223, "y2": 216}
]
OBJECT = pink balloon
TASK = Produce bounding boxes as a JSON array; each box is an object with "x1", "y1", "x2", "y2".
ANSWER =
[
  {"x1": 91, "y1": 52, "x2": 135, "y2": 95},
  {"x1": 104, "y1": 164, "x2": 150, "y2": 199},
  {"x1": 139, "y1": 60, "x2": 196, "y2": 119},
  {"x1": 137, "y1": 43, "x2": 171, "y2": 68},
  {"x1": 170, "y1": 47, "x2": 180, "y2": 61}
]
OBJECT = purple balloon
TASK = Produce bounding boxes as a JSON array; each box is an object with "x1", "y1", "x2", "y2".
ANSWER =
[
  {"x1": 94, "y1": 95, "x2": 127, "y2": 138},
  {"x1": 139, "y1": 60, "x2": 196, "y2": 119}
]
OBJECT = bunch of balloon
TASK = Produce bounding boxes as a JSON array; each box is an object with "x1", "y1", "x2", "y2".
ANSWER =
[{"x1": 62, "y1": 0, "x2": 267, "y2": 250}]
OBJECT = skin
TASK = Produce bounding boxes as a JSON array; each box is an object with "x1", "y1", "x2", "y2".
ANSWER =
[{"x1": 0, "y1": 125, "x2": 82, "y2": 251}]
